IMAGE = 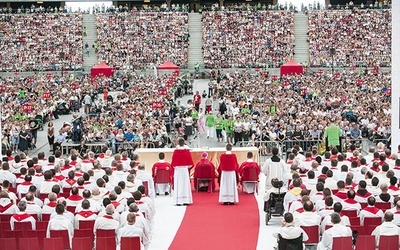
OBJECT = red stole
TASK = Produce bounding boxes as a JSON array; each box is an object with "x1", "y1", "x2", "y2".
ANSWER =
[
  {"x1": 344, "y1": 198, "x2": 358, "y2": 204},
  {"x1": 0, "y1": 202, "x2": 13, "y2": 212},
  {"x1": 111, "y1": 201, "x2": 120, "y2": 208},
  {"x1": 135, "y1": 201, "x2": 144, "y2": 205},
  {"x1": 77, "y1": 211, "x2": 95, "y2": 218},
  {"x1": 47, "y1": 202, "x2": 57, "y2": 207},
  {"x1": 68, "y1": 195, "x2": 82, "y2": 201},
  {"x1": 103, "y1": 215, "x2": 114, "y2": 220},
  {"x1": 12, "y1": 213, "x2": 31, "y2": 221},
  {"x1": 20, "y1": 181, "x2": 32, "y2": 186},
  {"x1": 65, "y1": 179, "x2": 77, "y2": 186},
  {"x1": 54, "y1": 175, "x2": 65, "y2": 182},
  {"x1": 363, "y1": 206, "x2": 381, "y2": 214},
  {"x1": 335, "y1": 192, "x2": 348, "y2": 200},
  {"x1": 370, "y1": 167, "x2": 380, "y2": 173},
  {"x1": 62, "y1": 165, "x2": 72, "y2": 171},
  {"x1": 389, "y1": 186, "x2": 399, "y2": 191}
]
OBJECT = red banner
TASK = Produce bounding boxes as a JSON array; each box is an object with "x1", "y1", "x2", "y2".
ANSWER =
[
  {"x1": 22, "y1": 103, "x2": 33, "y2": 112},
  {"x1": 152, "y1": 101, "x2": 163, "y2": 109},
  {"x1": 42, "y1": 92, "x2": 51, "y2": 99},
  {"x1": 158, "y1": 89, "x2": 167, "y2": 96}
]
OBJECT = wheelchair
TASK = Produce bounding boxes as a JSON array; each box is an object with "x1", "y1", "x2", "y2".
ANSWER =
[{"x1": 264, "y1": 180, "x2": 286, "y2": 225}]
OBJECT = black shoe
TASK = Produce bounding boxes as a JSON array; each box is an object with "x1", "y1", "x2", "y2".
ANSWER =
[
  {"x1": 176, "y1": 204, "x2": 182, "y2": 206},
  {"x1": 183, "y1": 203, "x2": 189, "y2": 206},
  {"x1": 156, "y1": 193, "x2": 159, "y2": 196},
  {"x1": 229, "y1": 202, "x2": 235, "y2": 205},
  {"x1": 165, "y1": 192, "x2": 169, "y2": 195},
  {"x1": 223, "y1": 202, "x2": 229, "y2": 205}
]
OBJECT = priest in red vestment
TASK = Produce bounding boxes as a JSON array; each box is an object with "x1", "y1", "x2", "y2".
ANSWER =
[
  {"x1": 218, "y1": 143, "x2": 239, "y2": 205},
  {"x1": 152, "y1": 152, "x2": 173, "y2": 195},
  {"x1": 238, "y1": 151, "x2": 260, "y2": 193},
  {"x1": 171, "y1": 139, "x2": 194, "y2": 205},
  {"x1": 194, "y1": 152, "x2": 216, "y2": 192}
]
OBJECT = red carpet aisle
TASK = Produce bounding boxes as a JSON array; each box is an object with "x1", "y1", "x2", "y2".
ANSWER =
[{"x1": 169, "y1": 192, "x2": 260, "y2": 250}]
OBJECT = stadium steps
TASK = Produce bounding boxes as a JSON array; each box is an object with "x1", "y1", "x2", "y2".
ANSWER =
[
  {"x1": 82, "y1": 14, "x2": 98, "y2": 71},
  {"x1": 188, "y1": 13, "x2": 204, "y2": 69},
  {"x1": 293, "y1": 13, "x2": 309, "y2": 65}
]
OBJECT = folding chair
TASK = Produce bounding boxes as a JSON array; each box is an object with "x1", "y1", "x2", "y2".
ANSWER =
[
  {"x1": 195, "y1": 163, "x2": 215, "y2": 193},
  {"x1": 29, "y1": 213, "x2": 39, "y2": 221},
  {"x1": 39, "y1": 193, "x2": 48, "y2": 201},
  {"x1": 378, "y1": 235, "x2": 399, "y2": 250},
  {"x1": 26, "y1": 230, "x2": 46, "y2": 250},
  {"x1": 74, "y1": 228, "x2": 94, "y2": 245},
  {"x1": 36, "y1": 221, "x2": 49, "y2": 230},
  {"x1": 142, "y1": 181, "x2": 149, "y2": 196},
  {"x1": 360, "y1": 203, "x2": 368, "y2": 209},
  {"x1": 42, "y1": 213, "x2": 51, "y2": 222},
  {"x1": 43, "y1": 237, "x2": 64, "y2": 250},
  {"x1": 363, "y1": 217, "x2": 382, "y2": 226},
  {"x1": 72, "y1": 237, "x2": 93, "y2": 250},
  {"x1": 153, "y1": 169, "x2": 171, "y2": 195},
  {"x1": 300, "y1": 225, "x2": 319, "y2": 246},
  {"x1": 332, "y1": 236, "x2": 353, "y2": 250},
  {"x1": 62, "y1": 188, "x2": 72, "y2": 198},
  {"x1": 355, "y1": 235, "x2": 375, "y2": 250},
  {"x1": 19, "y1": 237, "x2": 40, "y2": 250},
  {"x1": 66, "y1": 206, "x2": 77, "y2": 214},
  {"x1": 50, "y1": 230, "x2": 70, "y2": 249},
  {"x1": 14, "y1": 221, "x2": 33, "y2": 235},
  {"x1": 96, "y1": 236, "x2": 116, "y2": 250},
  {"x1": 375, "y1": 202, "x2": 391, "y2": 212},
  {"x1": 351, "y1": 225, "x2": 366, "y2": 235},
  {"x1": 0, "y1": 214, "x2": 12, "y2": 222},
  {"x1": 341, "y1": 210, "x2": 358, "y2": 217},
  {"x1": 0, "y1": 237, "x2": 17, "y2": 250},
  {"x1": 4, "y1": 230, "x2": 23, "y2": 249},
  {"x1": 0, "y1": 221, "x2": 11, "y2": 237},
  {"x1": 349, "y1": 217, "x2": 361, "y2": 226},
  {"x1": 277, "y1": 233, "x2": 303, "y2": 250},
  {"x1": 78, "y1": 220, "x2": 95, "y2": 230},
  {"x1": 241, "y1": 167, "x2": 259, "y2": 194},
  {"x1": 120, "y1": 236, "x2": 141, "y2": 250},
  {"x1": 96, "y1": 229, "x2": 115, "y2": 238}
]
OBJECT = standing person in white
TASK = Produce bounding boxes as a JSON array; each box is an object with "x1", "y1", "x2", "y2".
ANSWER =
[
  {"x1": 218, "y1": 143, "x2": 239, "y2": 205},
  {"x1": 263, "y1": 147, "x2": 286, "y2": 190},
  {"x1": 171, "y1": 138, "x2": 194, "y2": 206}
]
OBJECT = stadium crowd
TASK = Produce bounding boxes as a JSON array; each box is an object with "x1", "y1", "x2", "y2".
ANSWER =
[
  {"x1": 308, "y1": 9, "x2": 392, "y2": 68},
  {"x1": 0, "y1": 13, "x2": 83, "y2": 72},
  {"x1": 202, "y1": 11, "x2": 295, "y2": 69},
  {"x1": 96, "y1": 11, "x2": 189, "y2": 70}
]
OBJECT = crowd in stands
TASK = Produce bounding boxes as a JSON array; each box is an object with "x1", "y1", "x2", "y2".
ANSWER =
[
  {"x1": 308, "y1": 9, "x2": 392, "y2": 68},
  {"x1": 202, "y1": 68, "x2": 390, "y2": 153},
  {"x1": 202, "y1": 11, "x2": 295, "y2": 69},
  {"x1": 96, "y1": 11, "x2": 189, "y2": 70},
  {"x1": 0, "y1": 13, "x2": 83, "y2": 72}
]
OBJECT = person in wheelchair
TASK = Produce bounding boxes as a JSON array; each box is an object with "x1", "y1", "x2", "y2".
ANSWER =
[{"x1": 273, "y1": 212, "x2": 309, "y2": 250}]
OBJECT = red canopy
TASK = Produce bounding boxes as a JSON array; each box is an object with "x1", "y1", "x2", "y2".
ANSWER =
[
  {"x1": 91, "y1": 62, "x2": 113, "y2": 77},
  {"x1": 157, "y1": 61, "x2": 180, "y2": 70},
  {"x1": 280, "y1": 59, "x2": 303, "y2": 77}
]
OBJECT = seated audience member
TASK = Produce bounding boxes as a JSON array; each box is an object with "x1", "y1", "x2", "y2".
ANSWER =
[
  {"x1": 40, "y1": 170, "x2": 59, "y2": 194},
  {"x1": 66, "y1": 187, "x2": 83, "y2": 206},
  {"x1": 117, "y1": 213, "x2": 149, "y2": 250},
  {"x1": 75, "y1": 190, "x2": 102, "y2": 213},
  {"x1": 359, "y1": 196, "x2": 384, "y2": 225},
  {"x1": 321, "y1": 202, "x2": 350, "y2": 233},
  {"x1": 318, "y1": 196, "x2": 335, "y2": 220},
  {"x1": 317, "y1": 213, "x2": 353, "y2": 250},
  {"x1": 17, "y1": 175, "x2": 33, "y2": 199},
  {"x1": 46, "y1": 204, "x2": 74, "y2": 244},
  {"x1": 283, "y1": 178, "x2": 303, "y2": 212},
  {"x1": 372, "y1": 211, "x2": 400, "y2": 247},
  {"x1": 392, "y1": 200, "x2": 400, "y2": 226},
  {"x1": 10, "y1": 200, "x2": 36, "y2": 230},
  {"x1": 238, "y1": 152, "x2": 261, "y2": 194},
  {"x1": 367, "y1": 177, "x2": 382, "y2": 196},
  {"x1": 0, "y1": 191, "x2": 18, "y2": 214},
  {"x1": 355, "y1": 180, "x2": 372, "y2": 203},
  {"x1": 376, "y1": 183, "x2": 394, "y2": 204},
  {"x1": 42, "y1": 193, "x2": 58, "y2": 214},
  {"x1": 342, "y1": 189, "x2": 361, "y2": 213},
  {"x1": 332, "y1": 180, "x2": 347, "y2": 202},
  {"x1": 315, "y1": 188, "x2": 332, "y2": 211},
  {"x1": 289, "y1": 189, "x2": 309, "y2": 214},
  {"x1": 74, "y1": 199, "x2": 98, "y2": 229},
  {"x1": 272, "y1": 212, "x2": 309, "y2": 249},
  {"x1": 135, "y1": 164, "x2": 156, "y2": 200},
  {"x1": 25, "y1": 192, "x2": 42, "y2": 218},
  {"x1": 294, "y1": 201, "x2": 321, "y2": 228},
  {"x1": 152, "y1": 152, "x2": 172, "y2": 195},
  {"x1": 310, "y1": 182, "x2": 325, "y2": 204},
  {"x1": 93, "y1": 204, "x2": 120, "y2": 236}
]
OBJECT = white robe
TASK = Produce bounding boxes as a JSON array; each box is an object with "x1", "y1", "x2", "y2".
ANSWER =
[
  {"x1": 317, "y1": 224, "x2": 353, "y2": 250},
  {"x1": 263, "y1": 158, "x2": 286, "y2": 189},
  {"x1": 218, "y1": 171, "x2": 239, "y2": 203},
  {"x1": 173, "y1": 166, "x2": 193, "y2": 205}
]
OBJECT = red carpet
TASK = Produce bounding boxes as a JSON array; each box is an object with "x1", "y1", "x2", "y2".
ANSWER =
[{"x1": 169, "y1": 191, "x2": 260, "y2": 250}]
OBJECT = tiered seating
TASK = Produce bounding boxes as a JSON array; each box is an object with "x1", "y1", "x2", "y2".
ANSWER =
[
  {"x1": 96, "y1": 11, "x2": 189, "y2": 70},
  {"x1": 0, "y1": 13, "x2": 83, "y2": 72},
  {"x1": 308, "y1": 9, "x2": 391, "y2": 67},
  {"x1": 202, "y1": 11, "x2": 295, "y2": 68}
]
